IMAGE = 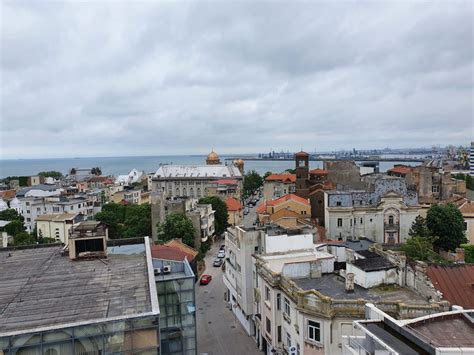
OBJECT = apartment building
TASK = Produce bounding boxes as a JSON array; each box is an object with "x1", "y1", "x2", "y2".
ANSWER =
[{"x1": 263, "y1": 173, "x2": 296, "y2": 201}]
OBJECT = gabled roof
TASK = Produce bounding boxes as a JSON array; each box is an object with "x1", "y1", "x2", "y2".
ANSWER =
[
  {"x1": 265, "y1": 173, "x2": 296, "y2": 183},
  {"x1": 165, "y1": 239, "x2": 199, "y2": 260},
  {"x1": 256, "y1": 194, "x2": 310, "y2": 214},
  {"x1": 151, "y1": 245, "x2": 191, "y2": 262},
  {"x1": 426, "y1": 264, "x2": 474, "y2": 309},
  {"x1": 226, "y1": 197, "x2": 243, "y2": 211}
]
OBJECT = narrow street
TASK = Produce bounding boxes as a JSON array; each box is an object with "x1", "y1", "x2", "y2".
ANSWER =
[{"x1": 196, "y1": 241, "x2": 261, "y2": 355}]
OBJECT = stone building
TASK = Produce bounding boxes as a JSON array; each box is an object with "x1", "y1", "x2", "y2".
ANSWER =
[
  {"x1": 152, "y1": 150, "x2": 243, "y2": 200},
  {"x1": 324, "y1": 176, "x2": 423, "y2": 244},
  {"x1": 256, "y1": 194, "x2": 312, "y2": 229},
  {"x1": 263, "y1": 173, "x2": 296, "y2": 201},
  {"x1": 254, "y1": 246, "x2": 449, "y2": 355}
]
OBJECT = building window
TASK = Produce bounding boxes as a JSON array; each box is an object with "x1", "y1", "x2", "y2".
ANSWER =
[
  {"x1": 26, "y1": 218, "x2": 31, "y2": 222},
  {"x1": 464, "y1": 222, "x2": 468, "y2": 231},
  {"x1": 336, "y1": 201, "x2": 341, "y2": 206},
  {"x1": 266, "y1": 317, "x2": 271, "y2": 333},
  {"x1": 297, "y1": 343, "x2": 301, "y2": 355},
  {"x1": 432, "y1": 185, "x2": 440, "y2": 193},
  {"x1": 277, "y1": 325, "x2": 282, "y2": 343},
  {"x1": 284, "y1": 297, "x2": 291, "y2": 317},
  {"x1": 337, "y1": 218, "x2": 342, "y2": 227},
  {"x1": 286, "y1": 331, "x2": 291, "y2": 348},
  {"x1": 276, "y1": 293, "x2": 281, "y2": 310},
  {"x1": 388, "y1": 215, "x2": 394, "y2": 225},
  {"x1": 265, "y1": 286, "x2": 270, "y2": 301},
  {"x1": 360, "y1": 218, "x2": 363, "y2": 224},
  {"x1": 26, "y1": 202, "x2": 30, "y2": 206},
  {"x1": 308, "y1": 320, "x2": 321, "y2": 343},
  {"x1": 350, "y1": 219, "x2": 352, "y2": 227}
]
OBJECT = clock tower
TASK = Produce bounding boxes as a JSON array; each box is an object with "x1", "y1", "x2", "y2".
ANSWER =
[{"x1": 295, "y1": 151, "x2": 309, "y2": 198}]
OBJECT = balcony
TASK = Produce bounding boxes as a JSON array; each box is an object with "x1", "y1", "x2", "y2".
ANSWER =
[{"x1": 384, "y1": 223, "x2": 399, "y2": 231}]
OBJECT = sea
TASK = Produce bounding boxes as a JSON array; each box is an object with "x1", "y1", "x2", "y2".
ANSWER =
[{"x1": 0, "y1": 155, "x2": 422, "y2": 178}]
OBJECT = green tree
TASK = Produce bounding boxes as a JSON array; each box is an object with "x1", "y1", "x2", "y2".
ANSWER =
[
  {"x1": 199, "y1": 196, "x2": 229, "y2": 235},
  {"x1": 123, "y1": 204, "x2": 152, "y2": 238},
  {"x1": 461, "y1": 244, "x2": 474, "y2": 263},
  {"x1": 401, "y1": 236, "x2": 437, "y2": 261},
  {"x1": 0, "y1": 209, "x2": 24, "y2": 223},
  {"x1": 263, "y1": 171, "x2": 273, "y2": 180},
  {"x1": 284, "y1": 168, "x2": 296, "y2": 174},
  {"x1": 3, "y1": 220, "x2": 25, "y2": 236},
  {"x1": 38, "y1": 171, "x2": 63, "y2": 179},
  {"x1": 426, "y1": 203, "x2": 467, "y2": 251},
  {"x1": 13, "y1": 232, "x2": 36, "y2": 246},
  {"x1": 91, "y1": 167, "x2": 102, "y2": 176},
  {"x1": 243, "y1": 170, "x2": 263, "y2": 198},
  {"x1": 408, "y1": 215, "x2": 430, "y2": 238},
  {"x1": 157, "y1": 213, "x2": 196, "y2": 247}
]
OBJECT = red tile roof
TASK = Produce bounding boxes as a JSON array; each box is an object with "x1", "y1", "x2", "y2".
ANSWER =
[
  {"x1": 426, "y1": 264, "x2": 474, "y2": 309},
  {"x1": 265, "y1": 173, "x2": 296, "y2": 183},
  {"x1": 226, "y1": 197, "x2": 243, "y2": 211},
  {"x1": 151, "y1": 245, "x2": 190, "y2": 261},
  {"x1": 0, "y1": 190, "x2": 16, "y2": 200},
  {"x1": 309, "y1": 169, "x2": 328, "y2": 175},
  {"x1": 256, "y1": 194, "x2": 310, "y2": 214},
  {"x1": 217, "y1": 179, "x2": 239, "y2": 185},
  {"x1": 267, "y1": 193, "x2": 309, "y2": 206},
  {"x1": 165, "y1": 239, "x2": 199, "y2": 259},
  {"x1": 388, "y1": 166, "x2": 412, "y2": 175}
]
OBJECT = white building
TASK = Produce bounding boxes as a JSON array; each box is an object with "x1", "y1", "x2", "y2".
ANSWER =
[
  {"x1": 343, "y1": 304, "x2": 474, "y2": 355},
  {"x1": 116, "y1": 168, "x2": 145, "y2": 186},
  {"x1": 325, "y1": 177, "x2": 424, "y2": 244},
  {"x1": 470, "y1": 141, "x2": 474, "y2": 176},
  {"x1": 152, "y1": 164, "x2": 243, "y2": 199},
  {"x1": 16, "y1": 184, "x2": 63, "y2": 198},
  {"x1": 10, "y1": 196, "x2": 95, "y2": 232},
  {"x1": 223, "y1": 225, "x2": 319, "y2": 340}
]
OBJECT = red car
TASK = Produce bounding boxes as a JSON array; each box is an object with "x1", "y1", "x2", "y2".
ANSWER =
[{"x1": 200, "y1": 274, "x2": 212, "y2": 285}]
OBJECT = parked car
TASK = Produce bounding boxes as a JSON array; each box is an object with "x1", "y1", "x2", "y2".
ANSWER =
[
  {"x1": 217, "y1": 250, "x2": 226, "y2": 258},
  {"x1": 243, "y1": 207, "x2": 249, "y2": 215},
  {"x1": 213, "y1": 258, "x2": 223, "y2": 267},
  {"x1": 200, "y1": 275, "x2": 212, "y2": 285},
  {"x1": 219, "y1": 245, "x2": 225, "y2": 251}
]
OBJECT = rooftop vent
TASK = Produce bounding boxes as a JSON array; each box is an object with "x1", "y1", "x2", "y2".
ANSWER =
[
  {"x1": 163, "y1": 265, "x2": 171, "y2": 274},
  {"x1": 154, "y1": 267, "x2": 162, "y2": 275}
]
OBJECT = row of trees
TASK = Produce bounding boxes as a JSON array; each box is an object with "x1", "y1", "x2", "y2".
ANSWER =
[
  {"x1": 0, "y1": 209, "x2": 54, "y2": 246},
  {"x1": 402, "y1": 203, "x2": 467, "y2": 262}
]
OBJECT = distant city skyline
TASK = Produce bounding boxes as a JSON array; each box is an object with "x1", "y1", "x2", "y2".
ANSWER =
[{"x1": 1, "y1": 1, "x2": 472, "y2": 159}]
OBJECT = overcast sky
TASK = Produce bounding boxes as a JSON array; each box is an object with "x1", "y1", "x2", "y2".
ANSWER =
[{"x1": 1, "y1": 1, "x2": 472, "y2": 159}]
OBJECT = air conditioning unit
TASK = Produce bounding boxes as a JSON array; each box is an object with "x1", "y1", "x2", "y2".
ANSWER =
[
  {"x1": 154, "y1": 268, "x2": 161, "y2": 275},
  {"x1": 163, "y1": 265, "x2": 171, "y2": 273},
  {"x1": 289, "y1": 346, "x2": 297, "y2": 355}
]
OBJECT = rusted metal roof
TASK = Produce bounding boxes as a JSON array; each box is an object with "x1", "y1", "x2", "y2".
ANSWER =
[{"x1": 426, "y1": 264, "x2": 474, "y2": 308}]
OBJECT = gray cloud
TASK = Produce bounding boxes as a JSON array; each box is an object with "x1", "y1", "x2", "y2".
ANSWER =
[{"x1": 1, "y1": 0, "x2": 472, "y2": 158}]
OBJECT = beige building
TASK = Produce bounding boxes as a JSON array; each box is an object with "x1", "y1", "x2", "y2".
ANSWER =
[
  {"x1": 257, "y1": 194, "x2": 311, "y2": 228},
  {"x1": 226, "y1": 197, "x2": 243, "y2": 226},
  {"x1": 254, "y1": 247, "x2": 449, "y2": 355},
  {"x1": 460, "y1": 200, "x2": 474, "y2": 244},
  {"x1": 36, "y1": 213, "x2": 82, "y2": 244},
  {"x1": 263, "y1": 174, "x2": 296, "y2": 201}
]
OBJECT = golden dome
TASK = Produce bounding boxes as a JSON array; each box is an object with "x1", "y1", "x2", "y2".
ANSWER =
[{"x1": 206, "y1": 149, "x2": 221, "y2": 165}]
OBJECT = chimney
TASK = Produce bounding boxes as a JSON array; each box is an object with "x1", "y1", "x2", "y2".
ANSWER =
[
  {"x1": 310, "y1": 260, "x2": 322, "y2": 279},
  {"x1": 345, "y1": 273, "x2": 355, "y2": 293},
  {"x1": 346, "y1": 248, "x2": 355, "y2": 264}
]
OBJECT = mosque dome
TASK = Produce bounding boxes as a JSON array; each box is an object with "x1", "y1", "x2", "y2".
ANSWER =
[{"x1": 206, "y1": 149, "x2": 221, "y2": 165}]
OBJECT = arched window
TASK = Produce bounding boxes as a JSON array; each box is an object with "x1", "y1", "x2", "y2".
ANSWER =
[
  {"x1": 183, "y1": 188, "x2": 187, "y2": 196},
  {"x1": 190, "y1": 187, "x2": 194, "y2": 197},
  {"x1": 388, "y1": 215, "x2": 394, "y2": 225}
]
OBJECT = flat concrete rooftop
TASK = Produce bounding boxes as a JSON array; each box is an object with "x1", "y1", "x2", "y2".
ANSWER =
[
  {"x1": 0, "y1": 244, "x2": 152, "y2": 334},
  {"x1": 294, "y1": 273, "x2": 428, "y2": 303}
]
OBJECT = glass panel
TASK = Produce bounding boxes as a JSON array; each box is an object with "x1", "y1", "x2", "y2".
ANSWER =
[
  {"x1": 42, "y1": 341, "x2": 74, "y2": 354},
  {"x1": 11, "y1": 334, "x2": 42, "y2": 347},
  {"x1": 180, "y1": 291, "x2": 194, "y2": 303},
  {"x1": 184, "y1": 336, "x2": 196, "y2": 350},
  {"x1": 74, "y1": 324, "x2": 103, "y2": 337},
  {"x1": 104, "y1": 321, "x2": 125, "y2": 333},
  {"x1": 9, "y1": 345, "x2": 41, "y2": 355},
  {"x1": 74, "y1": 336, "x2": 103, "y2": 355},
  {"x1": 43, "y1": 329, "x2": 73, "y2": 343}
]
